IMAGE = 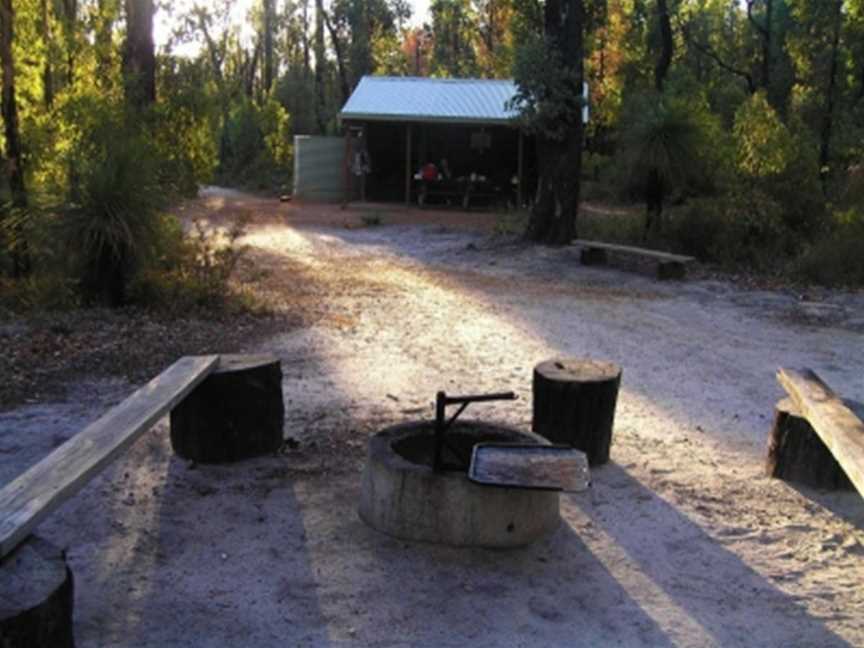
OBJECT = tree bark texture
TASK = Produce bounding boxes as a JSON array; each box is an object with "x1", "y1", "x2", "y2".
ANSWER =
[
  {"x1": 170, "y1": 355, "x2": 285, "y2": 463},
  {"x1": 1, "y1": 0, "x2": 30, "y2": 277},
  {"x1": 315, "y1": 0, "x2": 327, "y2": 133},
  {"x1": 532, "y1": 358, "x2": 622, "y2": 466},
  {"x1": 654, "y1": 0, "x2": 673, "y2": 91},
  {"x1": 819, "y1": 0, "x2": 844, "y2": 196},
  {"x1": 527, "y1": 0, "x2": 584, "y2": 245},
  {"x1": 122, "y1": 0, "x2": 156, "y2": 108},
  {"x1": 262, "y1": 0, "x2": 275, "y2": 94},
  {"x1": 0, "y1": 535, "x2": 75, "y2": 648},
  {"x1": 766, "y1": 397, "x2": 855, "y2": 490}
]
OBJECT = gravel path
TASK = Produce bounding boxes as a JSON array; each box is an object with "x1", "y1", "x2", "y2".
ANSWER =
[{"x1": 2, "y1": 190, "x2": 863, "y2": 647}]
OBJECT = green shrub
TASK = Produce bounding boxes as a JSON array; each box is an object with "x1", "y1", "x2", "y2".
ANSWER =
[
  {"x1": 578, "y1": 208, "x2": 644, "y2": 245},
  {"x1": 796, "y1": 210, "x2": 864, "y2": 286},
  {"x1": 0, "y1": 274, "x2": 79, "y2": 312},
  {"x1": 128, "y1": 215, "x2": 251, "y2": 312},
  {"x1": 60, "y1": 122, "x2": 166, "y2": 306},
  {"x1": 218, "y1": 99, "x2": 292, "y2": 191},
  {"x1": 667, "y1": 191, "x2": 795, "y2": 269}
]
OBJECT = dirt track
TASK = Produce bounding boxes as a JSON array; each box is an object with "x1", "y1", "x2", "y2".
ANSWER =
[{"x1": 2, "y1": 188, "x2": 863, "y2": 647}]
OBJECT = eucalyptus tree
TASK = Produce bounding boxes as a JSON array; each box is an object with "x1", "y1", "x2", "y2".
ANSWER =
[{"x1": 511, "y1": 0, "x2": 586, "y2": 244}]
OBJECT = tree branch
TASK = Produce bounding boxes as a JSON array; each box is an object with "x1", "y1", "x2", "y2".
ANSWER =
[
  {"x1": 681, "y1": 21, "x2": 756, "y2": 94},
  {"x1": 746, "y1": 0, "x2": 768, "y2": 39}
]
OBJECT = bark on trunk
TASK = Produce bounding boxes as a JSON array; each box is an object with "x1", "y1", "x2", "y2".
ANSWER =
[
  {"x1": 40, "y1": 0, "x2": 54, "y2": 107},
  {"x1": 526, "y1": 0, "x2": 584, "y2": 245},
  {"x1": 314, "y1": 0, "x2": 327, "y2": 133},
  {"x1": 322, "y1": 10, "x2": 350, "y2": 104},
  {"x1": 1, "y1": 0, "x2": 30, "y2": 277},
  {"x1": 0, "y1": 536, "x2": 75, "y2": 648},
  {"x1": 654, "y1": 0, "x2": 673, "y2": 91},
  {"x1": 122, "y1": 0, "x2": 156, "y2": 109},
  {"x1": 532, "y1": 358, "x2": 622, "y2": 466},
  {"x1": 262, "y1": 0, "x2": 275, "y2": 95},
  {"x1": 819, "y1": 0, "x2": 844, "y2": 197}
]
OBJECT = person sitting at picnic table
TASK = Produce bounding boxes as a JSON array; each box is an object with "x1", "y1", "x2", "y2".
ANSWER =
[{"x1": 420, "y1": 161, "x2": 439, "y2": 182}]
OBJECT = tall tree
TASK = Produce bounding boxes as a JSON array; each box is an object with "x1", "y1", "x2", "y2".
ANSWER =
[
  {"x1": 654, "y1": 0, "x2": 673, "y2": 91},
  {"x1": 315, "y1": 0, "x2": 327, "y2": 132},
  {"x1": 818, "y1": 0, "x2": 845, "y2": 195},
  {"x1": 123, "y1": 0, "x2": 156, "y2": 108},
  {"x1": 430, "y1": 0, "x2": 478, "y2": 76},
  {"x1": 513, "y1": 0, "x2": 586, "y2": 244},
  {"x1": 263, "y1": 0, "x2": 275, "y2": 94},
  {"x1": 1, "y1": 0, "x2": 30, "y2": 275}
]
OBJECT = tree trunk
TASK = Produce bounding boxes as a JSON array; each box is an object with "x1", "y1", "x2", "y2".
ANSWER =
[
  {"x1": 262, "y1": 0, "x2": 275, "y2": 95},
  {"x1": 819, "y1": 0, "x2": 844, "y2": 197},
  {"x1": 170, "y1": 355, "x2": 285, "y2": 463},
  {"x1": 766, "y1": 397, "x2": 854, "y2": 490},
  {"x1": 654, "y1": 0, "x2": 673, "y2": 91},
  {"x1": 532, "y1": 358, "x2": 622, "y2": 466},
  {"x1": 314, "y1": 0, "x2": 327, "y2": 133},
  {"x1": 122, "y1": 0, "x2": 156, "y2": 109},
  {"x1": 40, "y1": 0, "x2": 54, "y2": 107},
  {"x1": 0, "y1": 535, "x2": 75, "y2": 648},
  {"x1": 526, "y1": 0, "x2": 584, "y2": 245},
  {"x1": 0, "y1": 0, "x2": 30, "y2": 277},
  {"x1": 323, "y1": 10, "x2": 349, "y2": 104},
  {"x1": 58, "y1": 0, "x2": 77, "y2": 86}
]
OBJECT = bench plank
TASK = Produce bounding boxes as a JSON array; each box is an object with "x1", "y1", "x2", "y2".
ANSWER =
[
  {"x1": 777, "y1": 368, "x2": 864, "y2": 498},
  {"x1": 572, "y1": 239, "x2": 695, "y2": 264},
  {"x1": 0, "y1": 355, "x2": 219, "y2": 558}
]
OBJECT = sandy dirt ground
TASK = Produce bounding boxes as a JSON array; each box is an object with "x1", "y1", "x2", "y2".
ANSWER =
[{"x1": 2, "y1": 188, "x2": 864, "y2": 647}]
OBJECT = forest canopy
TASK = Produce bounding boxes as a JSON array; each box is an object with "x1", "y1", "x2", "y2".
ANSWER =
[{"x1": 1, "y1": 0, "x2": 863, "y2": 304}]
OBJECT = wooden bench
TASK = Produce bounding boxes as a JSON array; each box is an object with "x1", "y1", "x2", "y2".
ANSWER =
[
  {"x1": 0, "y1": 355, "x2": 218, "y2": 645},
  {"x1": 0, "y1": 355, "x2": 219, "y2": 559},
  {"x1": 769, "y1": 367, "x2": 864, "y2": 498},
  {"x1": 0, "y1": 354, "x2": 286, "y2": 645},
  {"x1": 571, "y1": 239, "x2": 695, "y2": 280}
]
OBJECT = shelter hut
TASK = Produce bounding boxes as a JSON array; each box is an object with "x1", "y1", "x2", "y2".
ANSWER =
[{"x1": 338, "y1": 76, "x2": 535, "y2": 209}]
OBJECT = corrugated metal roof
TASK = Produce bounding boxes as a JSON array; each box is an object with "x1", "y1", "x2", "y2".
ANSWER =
[{"x1": 339, "y1": 76, "x2": 519, "y2": 125}]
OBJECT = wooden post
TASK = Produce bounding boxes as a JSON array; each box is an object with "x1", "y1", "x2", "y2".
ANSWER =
[
  {"x1": 170, "y1": 355, "x2": 285, "y2": 464},
  {"x1": 360, "y1": 125, "x2": 367, "y2": 203},
  {"x1": 0, "y1": 536, "x2": 75, "y2": 648},
  {"x1": 532, "y1": 359, "x2": 622, "y2": 466},
  {"x1": 405, "y1": 123, "x2": 412, "y2": 205},
  {"x1": 517, "y1": 129, "x2": 524, "y2": 207}
]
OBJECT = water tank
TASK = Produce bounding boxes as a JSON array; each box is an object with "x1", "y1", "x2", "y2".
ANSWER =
[{"x1": 292, "y1": 135, "x2": 344, "y2": 202}]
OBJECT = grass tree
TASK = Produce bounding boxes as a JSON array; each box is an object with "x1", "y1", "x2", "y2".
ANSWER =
[{"x1": 619, "y1": 95, "x2": 714, "y2": 241}]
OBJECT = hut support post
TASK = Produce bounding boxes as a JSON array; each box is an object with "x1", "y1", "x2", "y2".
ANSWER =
[
  {"x1": 517, "y1": 130, "x2": 524, "y2": 208},
  {"x1": 405, "y1": 124, "x2": 413, "y2": 205}
]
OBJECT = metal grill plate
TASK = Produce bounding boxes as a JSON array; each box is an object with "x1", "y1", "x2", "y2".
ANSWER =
[{"x1": 468, "y1": 444, "x2": 590, "y2": 492}]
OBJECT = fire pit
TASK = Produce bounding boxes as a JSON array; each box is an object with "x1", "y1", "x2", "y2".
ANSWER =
[{"x1": 358, "y1": 392, "x2": 565, "y2": 548}]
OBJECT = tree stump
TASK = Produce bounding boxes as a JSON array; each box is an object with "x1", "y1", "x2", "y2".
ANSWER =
[
  {"x1": 532, "y1": 359, "x2": 622, "y2": 466},
  {"x1": 0, "y1": 536, "x2": 75, "y2": 648},
  {"x1": 766, "y1": 397, "x2": 855, "y2": 490},
  {"x1": 170, "y1": 354, "x2": 285, "y2": 463}
]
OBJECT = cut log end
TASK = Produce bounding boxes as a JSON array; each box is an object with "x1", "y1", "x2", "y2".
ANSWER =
[
  {"x1": 0, "y1": 536, "x2": 74, "y2": 648},
  {"x1": 170, "y1": 354, "x2": 285, "y2": 464}
]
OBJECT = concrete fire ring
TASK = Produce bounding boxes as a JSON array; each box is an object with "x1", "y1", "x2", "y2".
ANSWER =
[{"x1": 358, "y1": 420, "x2": 560, "y2": 548}]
